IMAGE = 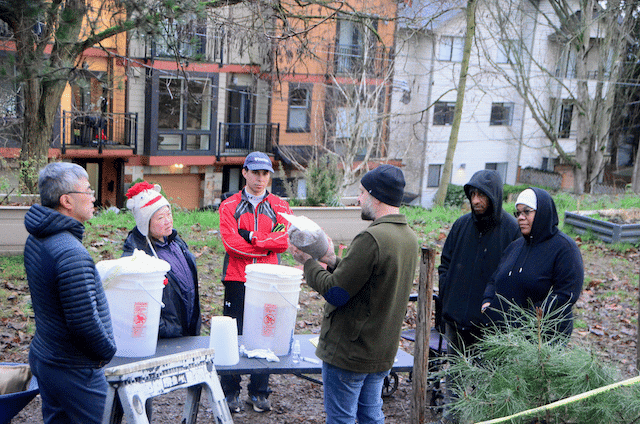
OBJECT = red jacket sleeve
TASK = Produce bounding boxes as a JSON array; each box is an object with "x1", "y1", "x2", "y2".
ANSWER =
[{"x1": 251, "y1": 196, "x2": 292, "y2": 253}]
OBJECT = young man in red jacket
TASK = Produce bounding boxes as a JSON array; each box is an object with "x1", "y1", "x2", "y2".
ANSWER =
[{"x1": 218, "y1": 151, "x2": 292, "y2": 413}]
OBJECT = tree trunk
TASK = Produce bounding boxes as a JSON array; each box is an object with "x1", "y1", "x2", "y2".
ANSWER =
[
  {"x1": 434, "y1": 0, "x2": 476, "y2": 206},
  {"x1": 572, "y1": 0, "x2": 595, "y2": 194}
]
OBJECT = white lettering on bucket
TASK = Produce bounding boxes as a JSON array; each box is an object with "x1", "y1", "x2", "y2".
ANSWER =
[
  {"x1": 262, "y1": 304, "x2": 278, "y2": 336},
  {"x1": 132, "y1": 302, "x2": 148, "y2": 338}
]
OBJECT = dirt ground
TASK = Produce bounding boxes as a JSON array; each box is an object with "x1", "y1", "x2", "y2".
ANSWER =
[{"x1": 5, "y1": 224, "x2": 639, "y2": 423}]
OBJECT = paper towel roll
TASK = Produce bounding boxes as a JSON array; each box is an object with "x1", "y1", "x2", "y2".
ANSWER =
[{"x1": 209, "y1": 316, "x2": 240, "y2": 366}]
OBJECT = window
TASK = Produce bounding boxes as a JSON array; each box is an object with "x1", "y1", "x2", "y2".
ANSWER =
[
  {"x1": 490, "y1": 102, "x2": 514, "y2": 126},
  {"x1": 335, "y1": 107, "x2": 377, "y2": 139},
  {"x1": 558, "y1": 102, "x2": 573, "y2": 138},
  {"x1": 287, "y1": 84, "x2": 311, "y2": 132},
  {"x1": 541, "y1": 157, "x2": 555, "y2": 171},
  {"x1": 496, "y1": 40, "x2": 519, "y2": 64},
  {"x1": 558, "y1": 48, "x2": 577, "y2": 78},
  {"x1": 157, "y1": 76, "x2": 213, "y2": 151},
  {"x1": 427, "y1": 164, "x2": 442, "y2": 187},
  {"x1": 433, "y1": 102, "x2": 455, "y2": 126},
  {"x1": 335, "y1": 17, "x2": 378, "y2": 74},
  {"x1": 438, "y1": 36, "x2": 464, "y2": 62},
  {"x1": 485, "y1": 162, "x2": 508, "y2": 183},
  {"x1": 155, "y1": 16, "x2": 206, "y2": 59}
]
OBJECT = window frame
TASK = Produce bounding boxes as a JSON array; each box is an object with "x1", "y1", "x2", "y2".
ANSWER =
[
  {"x1": 427, "y1": 164, "x2": 443, "y2": 188},
  {"x1": 438, "y1": 36, "x2": 464, "y2": 62},
  {"x1": 490, "y1": 102, "x2": 514, "y2": 126},
  {"x1": 154, "y1": 16, "x2": 207, "y2": 59},
  {"x1": 485, "y1": 162, "x2": 508, "y2": 183},
  {"x1": 148, "y1": 71, "x2": 218, "y2": 156},
  {"x1": 433, "y1": 102, "x2": 456, "y2": 126},
  {"x1": 558, "y1": 102, "x2": 573, "y2": 139},
  {"x1": 286, "y1": 83, "x2": 312, "y2": 133}
]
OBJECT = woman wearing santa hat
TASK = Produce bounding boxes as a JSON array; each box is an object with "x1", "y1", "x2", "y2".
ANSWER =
[{"x1": 122, "y1": 181, "x2": 201, "y2": 339}]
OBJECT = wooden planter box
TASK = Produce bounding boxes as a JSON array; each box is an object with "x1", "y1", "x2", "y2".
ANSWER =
[
  {"x1": 0, "y1": 206, "x2": 30, "y2": 256},
  {"x1": 564, "y1": 209, "x2": 640, "y2": 244},
  {"x1": 290, "y1": 206, "x2": 369, "y2": 246}
]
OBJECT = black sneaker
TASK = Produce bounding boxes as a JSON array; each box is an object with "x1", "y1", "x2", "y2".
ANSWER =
[
  {"x1": 226, "y1": 393, "x2": 242, "y2": 413},
  {"x1": 246, "y1": 394, "x2": 271, "y2": 412}
]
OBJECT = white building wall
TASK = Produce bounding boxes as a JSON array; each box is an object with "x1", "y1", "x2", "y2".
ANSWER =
[
  {"x1": 127, "y1": 72, "x2": 146, "y2": 154},
  {"x1": 391, "y1": 0, "x2": 590, "y2": 207}
]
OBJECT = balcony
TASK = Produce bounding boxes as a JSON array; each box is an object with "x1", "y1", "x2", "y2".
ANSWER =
[
  {"x1": 62, "y1": 111, "x2": 138, "y2": 154},
  {"x1": 217, "y1": 123, "x2": 279, "y2": 158},
  {"x1": 328, "y1": 43, "x2": 391, "y2": 78}
]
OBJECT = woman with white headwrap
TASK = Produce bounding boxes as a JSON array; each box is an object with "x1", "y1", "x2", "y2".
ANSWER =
[{"x1": 481, "y1": 187, "x2": 583, "y2": 337}]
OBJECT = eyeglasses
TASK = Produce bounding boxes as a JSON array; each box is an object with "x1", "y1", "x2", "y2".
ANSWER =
[
  {"x1": 66, "y1": 189, "x2": 95, "y2": 197},
  {"x1": 513, "y1": 209, "x2": 535, "y2": 218}
]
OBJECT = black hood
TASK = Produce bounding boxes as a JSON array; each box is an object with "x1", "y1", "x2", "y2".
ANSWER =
[
  {"x1": 463, "y1": 170, "x2": 504, "y2": 224},
  {"x1": 524, "y1": 187, "x2": 559, "y2": 244}
]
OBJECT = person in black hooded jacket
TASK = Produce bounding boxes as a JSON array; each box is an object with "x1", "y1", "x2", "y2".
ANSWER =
[
  {"x1": 482, "y1": 187, "x2": 583, "y2": 337},
  {"x1": 439, "y1": 170, "x2": 520, "y2": 352},
  {"x1": 435, "y1": 170, "x2": 520, "y2": 424}
]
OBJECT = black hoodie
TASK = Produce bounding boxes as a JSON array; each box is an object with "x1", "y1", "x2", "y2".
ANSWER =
[
  {"x1": 483, "y1": 187, "x2": 584, "y2": 336},
  {"x1": 438, "y1": 170, "x2": 521, "y2": 329}
]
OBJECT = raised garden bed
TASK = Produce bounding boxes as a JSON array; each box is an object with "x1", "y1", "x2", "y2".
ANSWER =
[
  {"x1": 564, "y1": 209, "x2": 640, "y2": 244},
  {"x1": 0, "y1": 206, "x2": 30, "y2": 256}
]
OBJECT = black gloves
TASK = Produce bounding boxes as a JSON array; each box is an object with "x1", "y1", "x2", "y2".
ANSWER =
[{"x1": 238, "y1": 229, "x2": 252, "y2": 243}]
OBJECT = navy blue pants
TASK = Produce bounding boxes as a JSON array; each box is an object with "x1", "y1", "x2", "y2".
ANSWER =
[
  {"x1": 29, "y1": 350, "x2": 108, "y2": 424},
  {"x1": 220, "y1": 281, "x2": 270, "y2": 397}
]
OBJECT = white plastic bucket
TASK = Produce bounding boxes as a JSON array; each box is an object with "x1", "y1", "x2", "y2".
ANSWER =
[
  {"x1": 97, "y1": 250, "x2": 169, "y2": 357},
  {"x1": 243, "y1": 264, "x2": 303, "y2": 356},
  {"x1": 209, "y1": 316, "x2": 240, "y2": 366}
]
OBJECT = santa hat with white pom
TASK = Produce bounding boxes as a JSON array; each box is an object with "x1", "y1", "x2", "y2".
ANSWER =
[{"x1": 126, "y1": 181, "x2": 170, "y2": 237}]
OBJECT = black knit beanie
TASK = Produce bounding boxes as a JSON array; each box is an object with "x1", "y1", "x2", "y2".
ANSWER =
[{"x1": 360, "y1": 165, "x2": 405, "y2": 207}]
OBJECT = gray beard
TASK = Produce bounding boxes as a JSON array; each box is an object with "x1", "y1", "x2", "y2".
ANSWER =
[{"x1": 361, "y1": 210, "x2": 375, "y2": 221}]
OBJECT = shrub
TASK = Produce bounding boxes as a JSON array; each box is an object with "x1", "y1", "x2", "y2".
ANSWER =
[
  {"x1": 444, "y1": 184, "x2": 466, "y2": 208},
  {"x1": 304, "y1": 156, "x2": 343, "y2": 206},
  {"x1": 440, "y1": 298, "x2": 640, "y2": 424}
]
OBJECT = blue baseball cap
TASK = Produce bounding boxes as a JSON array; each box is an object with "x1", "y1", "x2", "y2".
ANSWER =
[{"x1": 243, "y1": 151, "x2": 274, "y2": 173}]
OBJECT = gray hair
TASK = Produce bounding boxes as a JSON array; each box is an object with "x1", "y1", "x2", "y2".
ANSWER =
[{"x1": 39, "y1": 162, "x2": 89, "y2": 208}]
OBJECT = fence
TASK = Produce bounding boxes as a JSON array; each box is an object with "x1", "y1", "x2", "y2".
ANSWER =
[{"x1": 519, "y1": 167, "x2": 563, "y2": 189}]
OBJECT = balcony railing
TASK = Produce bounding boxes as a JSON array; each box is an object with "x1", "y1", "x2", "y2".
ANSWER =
[
  {"x1": 217, "y1": 123, "x2": 279, "y2": 158},
  {"x1": 62, "y1": 111, "x2": 138, "y2": 154},
  {"x1": 328, "y1": 43, "x2": 391, "y2": 78}
]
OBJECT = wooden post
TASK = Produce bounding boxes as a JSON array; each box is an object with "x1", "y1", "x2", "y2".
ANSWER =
[
  {"x1": 411, "y1": 246, "x2": 435, "y2": 423},
  {"x1": 637, "y1": 271, "x2": 640, "y2": 372}
]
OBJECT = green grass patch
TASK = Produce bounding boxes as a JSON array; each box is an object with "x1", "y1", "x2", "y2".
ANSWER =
[
  {"x1": 0, "y1": 255, "x2": 26, "y2": 280},
  {"x1": 574, "y1": 318, "x2": 587, "y2": 329}
]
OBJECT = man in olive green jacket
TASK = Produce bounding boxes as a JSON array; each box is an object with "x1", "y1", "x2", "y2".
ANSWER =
[{"x1": 291, "y1": 165, "x2": 419, "y2": 424}]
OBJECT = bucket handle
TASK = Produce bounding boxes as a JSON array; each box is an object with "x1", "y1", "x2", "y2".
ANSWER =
[
  {"x1": 269, "y1": 283, "x2": 300, "y2": 310},
  {"x1": 136, "y1": 281, "x2": 165, "y2": 308}
]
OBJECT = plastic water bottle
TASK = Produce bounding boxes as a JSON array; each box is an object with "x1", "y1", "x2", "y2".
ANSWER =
[{"x1": 292, "y1": 339, "x2": 301, "y2": 363}]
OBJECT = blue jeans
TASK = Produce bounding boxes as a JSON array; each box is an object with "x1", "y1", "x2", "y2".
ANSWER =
[
  {"x1": 322, "y1": 362, "x2": 389, "y2": 424},
  {"x1": 29, "y1": 351, "x2": 108, "y2": 424}
]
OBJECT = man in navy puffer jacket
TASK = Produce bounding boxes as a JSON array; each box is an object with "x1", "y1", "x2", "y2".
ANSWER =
[{"x1": 24, "y1": 162, "x2": 116, "y2": 424}]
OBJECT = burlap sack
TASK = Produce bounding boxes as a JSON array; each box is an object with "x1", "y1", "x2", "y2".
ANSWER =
[{"x1": 0, "y1": 364, "x2": 32, "y2": 395}]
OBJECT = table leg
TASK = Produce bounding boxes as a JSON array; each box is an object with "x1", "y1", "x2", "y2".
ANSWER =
[
  {"x1": 102, "y1": 385, "x2": 124, "y2": 424},
  {"x1": 117, "y1": 385, "x2": 150, "y2": 424},
  {"x1": 183, "y1": 385, "x2": 202, "y2": 424}
]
